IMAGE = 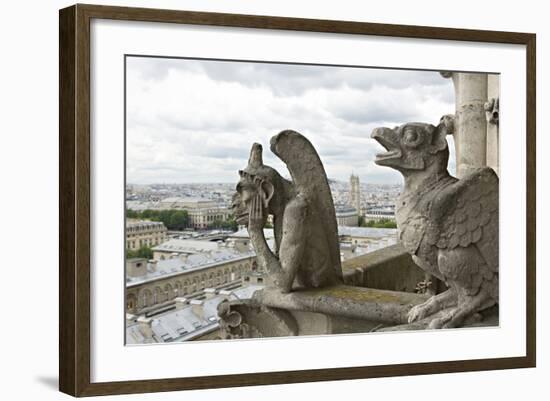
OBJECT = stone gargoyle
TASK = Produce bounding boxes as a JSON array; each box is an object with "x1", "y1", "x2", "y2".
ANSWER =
[
  {"x1": 231, "y1": 130, "x2": 343, "y2": 293},
  {"x1": 371, "y1": 116, "x2": 499, "y2": 329}
]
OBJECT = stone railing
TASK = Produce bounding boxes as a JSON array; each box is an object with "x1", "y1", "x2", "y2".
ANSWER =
[
  {"x1": 217, "y1": 285, "x2": 430, "y2": 339},
  {"x1": 342, "y1": 243, "x2": 437, "y2": 293}
]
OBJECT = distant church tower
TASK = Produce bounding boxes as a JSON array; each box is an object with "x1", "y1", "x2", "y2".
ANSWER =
[{"x1": 350, "y1": 174, "x2": 361, "y2": 214}]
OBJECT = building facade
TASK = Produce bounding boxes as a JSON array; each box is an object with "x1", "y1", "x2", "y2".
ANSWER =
[
  {"x1": 335, "y1": 206, "x2": 359, "y2": 227},
  {"x1": 363, "y1": 206, "x2": 396, "y2": 222},
  {"x1": 350, "y1": 174, "x2": 361, "y2": 215},
  {"x1": 157, "y1": 197, "x2": 231, "y2": 229},
  {"x1": 126, "y1": 220, "x2": 167, "y2": 250},
  {"x1": 125, "y1": 251, "x2": 257, "y2": 314},
  {"x1": 186, "y1": 206, "x2": 231, "y2": 229}
]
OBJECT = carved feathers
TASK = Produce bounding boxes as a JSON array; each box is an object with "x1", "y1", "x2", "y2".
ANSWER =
[{"x1": 427, "y1": 167, "x2": 499, "y2": 273}]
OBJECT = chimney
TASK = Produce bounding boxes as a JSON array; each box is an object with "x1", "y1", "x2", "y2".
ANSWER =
[
  {"x1": 137, "y1": 316, "x2": 154, "y2": 339},
  {"x1": 204, "y1": 288, "x2": 217, "y2": 299},
  {"x1": 179, "y1": 253, "x2": 188, "y2": 263},
  {"x1": 234, "y1": 240, "x2": 249, "y2": 253},
  {"x1": 126, "y1": 258, "x2": 147, "y2": 277},
  {"x1": 190, "y1": 299, "x2": 204, "y2": 320},
  {"x1": 149, "y1": 259, "x2": 158, "y2": 272},
  {"x1": 218, "y1": 290, "x2": 232, "y2": 302},
  {"x1": 174, "y1": 297, "x2": 188, "y2": 310}
]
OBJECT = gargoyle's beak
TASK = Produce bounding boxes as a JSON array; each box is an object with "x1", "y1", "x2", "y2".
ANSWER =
[
  {"x1": 371, "y1": 127, "x2": 392, "y2": 141},
  {"x1": 371, "y1": 127, "x2": 401, "y2": 165}
]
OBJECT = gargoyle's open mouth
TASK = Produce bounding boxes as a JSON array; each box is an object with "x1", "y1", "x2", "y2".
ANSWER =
[
  {"x1": 371, "y1": 128, "x2": 401, "y2": 163},
  {"x1": 235, "y1": 212, "x2": 249, "y2": 224}
]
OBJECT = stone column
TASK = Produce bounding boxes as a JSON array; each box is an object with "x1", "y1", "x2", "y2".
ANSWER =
[
  {"x1": 442, "y1": 72, "x2": 488, "y2": 178},
  {"x1": 486, "y1": 74, "x2": 500, "y2": 176}
]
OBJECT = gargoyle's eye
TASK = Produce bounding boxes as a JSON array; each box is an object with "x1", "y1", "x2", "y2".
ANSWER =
[
  {"x1": 403, "y1": 129, "x2": 422, "y2": 147},
  {"x1": 404, "y1": 130, "x2": 417, "y2": 142}
]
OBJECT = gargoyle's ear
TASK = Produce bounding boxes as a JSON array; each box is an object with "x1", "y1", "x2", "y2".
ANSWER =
[
  {"x1": 259, "y1": 180, "x2": 275, "y2": 208},
  {"x1": 430, "y1": 114, "x2": 454, "y2": 154}
]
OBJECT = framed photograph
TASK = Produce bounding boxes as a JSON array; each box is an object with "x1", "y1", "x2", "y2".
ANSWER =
[{"x1": 59, "y1": 4, "x2": 536, "y2": 397}]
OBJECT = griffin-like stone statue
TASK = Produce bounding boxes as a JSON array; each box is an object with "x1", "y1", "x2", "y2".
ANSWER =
[
  {"x1": 371, "y1": 116, "x2": 499, "y2": 329},
  {"x1": 231, "y1": 130, "x2": 343, "y2": 293}
]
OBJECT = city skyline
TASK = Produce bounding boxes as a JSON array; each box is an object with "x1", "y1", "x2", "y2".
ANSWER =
[
  {"x1": 126, "y1": 57, "x2": 456, "y2": 185},
  {"x1": 125, "y1": 179, "x2": 401, "y2": 186}
]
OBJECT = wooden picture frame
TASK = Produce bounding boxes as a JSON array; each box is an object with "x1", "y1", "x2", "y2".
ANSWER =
[{"x1": 59, "y1": 3, "x2": 536, "y2": 397}]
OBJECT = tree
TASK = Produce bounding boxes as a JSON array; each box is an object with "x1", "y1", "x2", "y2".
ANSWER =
[
  {"x1": 126, "y1": 209, "x2": 190, "y2": 230},
  {"x1": 225, "y1": 218, "x2": 239, "y2": 231},
  {"x1": 126, "y1": 246, "x2": 153, "y2": 260},
  {"x1": 167, "y1": 210, "x2": 189, "y2": 230},
  {"x1": 360, "y1": 218, "x2": 397, "y2": 229},
  {"x1": 209, "y1": 217, "x2": 238, "y2": 232},
  {"x1": 140, "y1": 209, "x2": 155, "y2": 219}
]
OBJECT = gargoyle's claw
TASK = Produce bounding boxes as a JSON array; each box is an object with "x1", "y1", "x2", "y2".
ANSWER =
[
  {"x1": 407, "y1": 305, "x2": 423, "y2": 323},
  {"x1": 407, "y1": 299, "x2": 436, "y2": 324},
  {"x1": 428, "y1": 314, "x2": 452, "y2": 329}
]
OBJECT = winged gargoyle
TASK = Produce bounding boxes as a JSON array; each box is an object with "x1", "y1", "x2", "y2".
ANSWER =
[
  {"x1": 371, "y1": 116, "x2": 499, "y2": 329},
  {"x1": 231, "y1": 130, "x2": 343, "y2": 293}
]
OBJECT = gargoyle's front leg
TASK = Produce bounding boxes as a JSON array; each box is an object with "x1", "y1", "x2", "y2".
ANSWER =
[{"x1": 408, "y1": 287, "x2": 457, "y2": 323}]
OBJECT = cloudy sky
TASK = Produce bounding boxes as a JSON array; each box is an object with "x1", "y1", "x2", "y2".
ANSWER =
[{"x1": 126, "y1": 56, "x2": 455, "y2": 185}]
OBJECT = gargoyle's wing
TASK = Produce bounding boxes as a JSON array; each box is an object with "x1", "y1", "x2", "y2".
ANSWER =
[
  {"x1": 270, "y1": 130, "x2": 342, "y2": 277},
  {"x1": 426, "y1": 167, "x2": 499, "y2": 273}
]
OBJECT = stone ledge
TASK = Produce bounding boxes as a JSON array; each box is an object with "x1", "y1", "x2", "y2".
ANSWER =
[
  {"x1": 252, "y1": 285, "x2": 429, "y2": 325},
  {"x1": 342, "y1": 243, "x2": 442, "y2": 293},
  {"x1": 342, "y1": 243, "x2": 410, "y2": 273}
]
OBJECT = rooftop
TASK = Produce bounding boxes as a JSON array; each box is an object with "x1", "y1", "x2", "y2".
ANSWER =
[
  {"x1": 338, "y1": 226, "x2": 397, "y2": 238},
  {"x1": 159, "y1": 197, "x2": 215, "y2": 204},
  {"x1": 152, "y1": 238, "x2": 220, "y2": 254},
  {"x1": 126, "y1": 248, "x2": 256, "y2": 287},
  {"x1": 126, "y1": 285, "x2": 263, "y2": 343},
  {"x1": 229, "y1": 228, "x2": 274, "y2": 239},
  {"x1": 229, "y1": 226, "x2": 396, "y2": 241},
  {"x1": 127, "y1": 220, "x2": 166, "y2": 228}
]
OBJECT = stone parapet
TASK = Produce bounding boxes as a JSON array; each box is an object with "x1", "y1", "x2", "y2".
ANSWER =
[
  {"x1": 217, "y1": 285, "x2": 430, "y2": 339},
  {"x1": 255, "y1": 285, "x2": 429, "y2": 325},
  {"x1": 342, "y1": 243, "x2": 434, "y2": 293}
]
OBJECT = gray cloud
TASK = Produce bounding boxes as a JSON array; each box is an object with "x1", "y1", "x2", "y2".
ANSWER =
[
  {"x1": 126, "y1": 56, "x2": 456, "y2": 184},
  {"x1": 128, "y1": 56, "x2": 451, "y2": 96}
]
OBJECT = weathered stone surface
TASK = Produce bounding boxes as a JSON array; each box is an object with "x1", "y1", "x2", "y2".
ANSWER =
[
  {"x1": 253, "y1": 285, "x2": 428, "y2": 325},
  {"x1": 484, "y1": 97, "x2": 499, "y2": 126},
  {"x1": 217, "y1": 299, "x2": 298, "y2": 339},
  {"x1": 440, "y1": 72, "x2": 489, "y2": 178},
  {"x1": 231, "y1": 130, "x2": 342, "y2": 293},
  {"x1": 372, "y1": 117, "x2": 499, "y2": 329},
  {"x1": 486, "y1": 75, "x2": 500, "y2": 175},
  {"x1": 217, "y1": 285, "x2": 431, "y2": 338},
  {"x1": 342, "y1": 242, "x2": 441, "y2": 293}
]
